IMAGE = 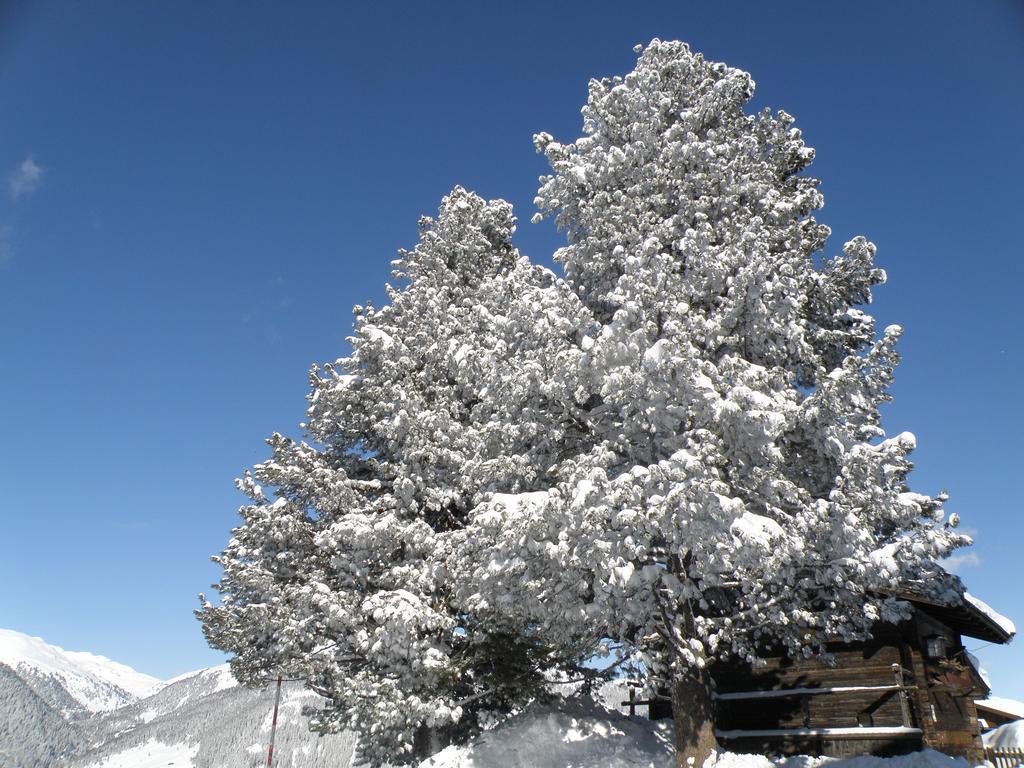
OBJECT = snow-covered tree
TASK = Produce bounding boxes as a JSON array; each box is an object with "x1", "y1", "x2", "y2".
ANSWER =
[
  {"x1": 448, "y1": 39, "x2": 971, "y2": 766},
  {"x1": 203, "y1": 39, "x2": 973, "y2": 768},
  {"x1": 199, "y1": 188, "x2": 595, "y2": 765}
]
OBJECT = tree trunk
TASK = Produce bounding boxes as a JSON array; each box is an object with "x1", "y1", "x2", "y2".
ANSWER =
[
  {"x1": 671, "y1": 661, "x2": 718, "y2": 768},
  {"x1": 412, "y1": 723, "x2": 441, "y2": 762},
  {"x1": 413, "y1": 722, "x2": 451, "y2": 762}
]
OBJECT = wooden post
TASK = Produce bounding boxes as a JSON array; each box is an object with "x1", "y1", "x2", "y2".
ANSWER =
[
  {"x1": 266, "y1": 674, "x2": 283, "y2": 767},
  {"x1": 892, "y1": 663, "x2": 913, "y2": 728}
]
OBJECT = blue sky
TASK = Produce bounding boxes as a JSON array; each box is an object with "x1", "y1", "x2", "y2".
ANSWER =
[{"x1": 1, "y1": 1, "x2": 1022, "y2": 698}]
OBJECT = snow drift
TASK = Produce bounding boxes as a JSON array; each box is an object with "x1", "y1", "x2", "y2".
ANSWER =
[
  {"x1": 983, "y1": 720, "x2": 1024, "y2": 750},
  {"x1": 419, "y1": 696, "x2": 978, "y2": 768}
]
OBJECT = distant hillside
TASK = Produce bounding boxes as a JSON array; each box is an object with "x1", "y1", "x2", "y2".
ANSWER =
[
  {"x1": 72, "y1": 666, "x2": 356, "y2": 768},
  {"x1": 0, "y1": 662, "x2": 86, "y2": 767},
  {"x1": 0, "y1": 629, "x2": 355, "y2": 768},
  {"x1": 0, "y1": 629, "x2": 161, "y2": 718}
]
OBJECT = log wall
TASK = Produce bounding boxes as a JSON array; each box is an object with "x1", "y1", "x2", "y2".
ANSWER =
[
  {"x1": 713, "y1": 628, "x2": 913, "y2": 734},
  {"x1": 709, "y1": 615, "x2": 986, "y2": 761}
]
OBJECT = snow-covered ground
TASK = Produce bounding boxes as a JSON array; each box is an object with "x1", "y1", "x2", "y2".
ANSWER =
[
  {"x1": 422, "y1": 699, "x2": 674, "y2": 768},
  {"x1": 83, "y1": 739, "x2": 199, "y2": 768},
  {"x1": 420, "y1": 698, "x2": 977, "y2": 768}
]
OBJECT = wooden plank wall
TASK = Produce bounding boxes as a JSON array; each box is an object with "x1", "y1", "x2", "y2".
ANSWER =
[{"x1": 713, "y1": 632, "x2": 911, "y2": 732}]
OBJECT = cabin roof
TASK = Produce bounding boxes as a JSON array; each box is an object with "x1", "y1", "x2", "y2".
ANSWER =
[
  {"x1": 976, "y1": 697, "x2": 1024, "y2": 722},
  {"x1": 900, "y1": 591, "x2": 1016, "y2": 645}
]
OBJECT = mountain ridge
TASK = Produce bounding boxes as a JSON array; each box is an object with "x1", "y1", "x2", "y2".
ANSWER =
[
  {"x1": 0, "y1": 628, "x2": 162, "y2": 716},
  {"x1": 0, "y1": 628, "x2": 355, "y2": 768}
]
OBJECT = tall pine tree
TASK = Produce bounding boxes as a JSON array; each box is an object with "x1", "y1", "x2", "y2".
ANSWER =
[
  {"x1": 199, "y1": 188, "x2": 593, "y2": 765},
  {"x1": 459, "y1": 39, "x2": 968, "y2": 766}
]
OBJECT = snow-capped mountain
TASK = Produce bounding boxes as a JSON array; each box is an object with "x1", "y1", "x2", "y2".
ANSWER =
[
  {"x1": 0, "y1": 629, "x2": 162, "y2": 716},
  {"x1": 0, "y1": 628, "x2": 355, "y2": 768},
  {"x1": 72, "y1": 668, "x2": 355, "y2": 768}
]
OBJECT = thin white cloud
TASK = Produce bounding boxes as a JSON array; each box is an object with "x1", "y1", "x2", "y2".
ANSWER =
[
  {"x1": 941, "y1": 551, "x2": 982, "y2": 574},
  {"x1": 8, "y1": 155, "x2": 43, "y2": 200}
]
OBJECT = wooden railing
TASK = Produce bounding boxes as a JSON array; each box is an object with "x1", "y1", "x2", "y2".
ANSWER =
[
  {"x1": 618, "y1": 663, "x2": 919, "y2": 729},
  {"x1": 711, "y1": 664, "x2": 920, "y2": 732},
  {"x1": 986, "y1": 747, "x2": 1024, "y2": 768}
]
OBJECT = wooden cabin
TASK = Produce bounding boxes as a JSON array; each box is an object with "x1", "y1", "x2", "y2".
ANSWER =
[{"x1": 709, "y1": 592, "x2": 1015, "y2": 763}]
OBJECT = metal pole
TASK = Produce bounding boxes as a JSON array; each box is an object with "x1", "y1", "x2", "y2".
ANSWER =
[{"x1": 266, "y1": 674, "x2": 283, "y2": 767}]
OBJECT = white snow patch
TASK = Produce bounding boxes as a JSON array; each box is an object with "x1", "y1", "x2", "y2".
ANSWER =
[
  {"x1": 162, "y1": 662, "x2": 236, "y2": 691},
  {"x1": 420, "y1": 699, "x2": 674, "y2": 767},
  {"x1": 644, "y1": 339, "x2": 670, "y2": 369},
  {"x1": 984, "y1": 719, "x2": 1024, "y2": 749},
  {"x1": 333, "y1": 373, "x2": 359, "y2": 390},
  {"x1": 730, "y1": 512, "x2": 783, "y2": 546},
  {"x1": 868, "y1": 543, "x2": 900, "y2": 579},
  {"x1": 86, "y1": 738, "x2": 198, "y2": 768},
  {"x1": 491, "y1": 491, "x2": 549, "y2": 515},
  {"x1": 362, "y1": 326, "x2": 394, "y2": 348},
  {"x1": 205, "y1": 663, "x2": 238, "y2": 693},
  {"x1": 61, "y1": 649, "x2": 163, "y2": 699},
  {"x1": 418, "y1": 698, "x2": 972, "y2": 768}
]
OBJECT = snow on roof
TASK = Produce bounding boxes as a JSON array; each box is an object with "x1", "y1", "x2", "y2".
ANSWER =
[
  {"x1": 964, "y1": 593, "x2": 1017, "y2": 638},
  {"x1": 976, "y1": 696, "x2": 1024, "y2": 721}
]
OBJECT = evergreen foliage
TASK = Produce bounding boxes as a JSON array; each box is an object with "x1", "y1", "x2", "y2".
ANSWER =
[
  {"x1": 200, "y1": 188, "x2": 595, "y2": 764},
  {"x1": 200, "y1": 40, "x2": 971, "y2": 766}
]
